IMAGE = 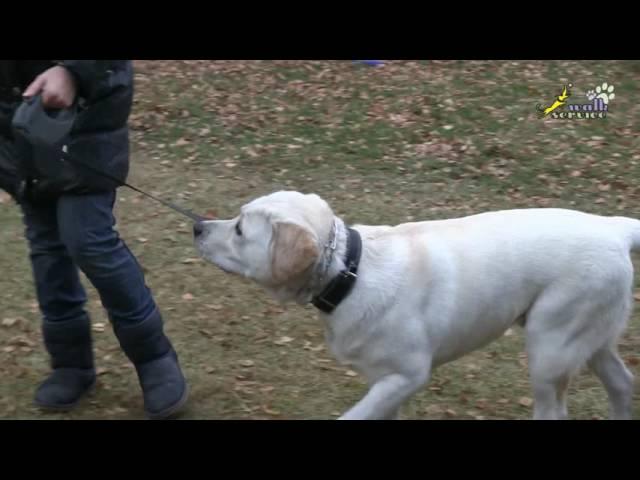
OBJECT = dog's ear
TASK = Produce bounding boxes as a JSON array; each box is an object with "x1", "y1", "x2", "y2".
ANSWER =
[{"x1": 271, "y1": 222, "x2": 319, "y2": 284}]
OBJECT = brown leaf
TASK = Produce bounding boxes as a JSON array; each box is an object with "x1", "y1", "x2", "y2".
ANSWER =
[
  {"x1": 9, "y1": 336, "x2": 34, "y2": 347},
  {"x1": 1, "y1": 318, "x2": 18, "y2": 327},
  {"x1": 181, "y1": 258, "x2": 200, "y2": 264},
  {"x1": 303, "y1": 341, "x2": 324, "y2": 352},
  {"x1": 137, "y1": 237, "x2": 148, "y2": 243},
  {"x1": 444, "y1": 409, "x2": 457, "y2": 417},
  {"x1": 262, "y1": 406, "x2": 280, "y2": 416},
  {"x1": 633, "y1": 292, "x2": 640, "y2": 301},
  {"x1": 182, "y1": 293, "x2": 195, "y2": 301},
  {"x1": 273, "y1": 336, "x2": 294, "y2": 346},
  {"x1": 239, "y1": 360, "x2": 255, "y2": 368},
  {"x1": 626, "y1": 356, "x2": 639, "y2": 366},
  {"x1": 205, "y1": 304, "x2": 223, "y2": 311},
  {"x1": 205, "y1": 366, "x2": 216, "y2": 374},
  {"x1": 518, "y1": 397, "x2": 533, "y2": 407},
  {"x1": 92, "y1": 322, "x2": 106, "y2": 333}
]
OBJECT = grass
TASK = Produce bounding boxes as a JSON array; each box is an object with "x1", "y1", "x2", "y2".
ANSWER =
[{"x1": 1, "y1": 60, "x2": 639, "y2": 419}]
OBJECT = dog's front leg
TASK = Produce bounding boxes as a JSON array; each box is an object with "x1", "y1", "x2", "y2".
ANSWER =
[{"x1": 338, "y1": 370, "x2": 430, "y2": 420}]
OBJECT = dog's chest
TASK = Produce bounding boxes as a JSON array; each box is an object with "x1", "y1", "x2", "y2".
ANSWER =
[{"x1": 323, "y1": 316, "x2": 369, "y2": 367}]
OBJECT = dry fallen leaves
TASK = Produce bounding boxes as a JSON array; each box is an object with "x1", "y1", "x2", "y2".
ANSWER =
[
  {"x1": 92, "y1": 323, "x2": 106, "y2": 333},
  {"x1": 518, "y1": 397, "x2": 534, "y2": 407},
  {"x1": 9, "y1": 336, "x2": 34, "y2": 347},
  {"x1": 625, "y1": 356, "x2": 639, "y2": 366},
  {"x1": 1, "y1": 318, "x2": 18, "y2": 327},
  {"x1": 262, "y1": 406, "x2": 280, "y2": 416},
  {"x1": 181, "y1": 258, "x2": 200, "y2": 264},
  {"x1": 303, "y1": 341, "x2": 324, "y2": 352}
]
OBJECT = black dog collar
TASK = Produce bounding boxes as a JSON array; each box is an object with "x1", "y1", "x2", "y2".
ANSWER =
[{"x1": 311, "y1": 227, "x2": 362, "y2": 314}]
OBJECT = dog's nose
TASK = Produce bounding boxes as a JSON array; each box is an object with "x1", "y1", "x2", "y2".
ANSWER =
[{"x1": 193, "y1": 222, "x2": 205, "y2": 237}]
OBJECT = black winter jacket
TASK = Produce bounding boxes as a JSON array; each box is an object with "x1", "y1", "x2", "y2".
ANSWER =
[{"x1": 0, "y1": 60, "x2": 134, "y2": 202}]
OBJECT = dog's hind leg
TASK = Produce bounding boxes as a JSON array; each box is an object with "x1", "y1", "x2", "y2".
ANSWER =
[
  {"x1": 588, "y1": 345, "x2": 634, "y2": 420},
  {"x1": 525, "y1": 269, "x2": 634, "y2": 420},
  {"x1": 523, "y1": 282, "x2": 620, "y2": 420}
]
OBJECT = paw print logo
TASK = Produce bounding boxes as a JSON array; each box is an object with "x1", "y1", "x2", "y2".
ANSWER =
[{"x1": 585, "y1": 82, "x2": 615, "y2": 104}]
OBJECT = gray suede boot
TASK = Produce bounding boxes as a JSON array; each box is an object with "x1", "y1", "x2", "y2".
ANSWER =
[
  {"x1": 35, "y1": 315, "x2": 96, "y2": 410},
  {"x1": 113, "y1": 310, "x2": 188, "y2": 419}
]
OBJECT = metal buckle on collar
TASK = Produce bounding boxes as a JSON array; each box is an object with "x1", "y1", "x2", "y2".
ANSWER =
[{"x1": 341, "y1": 270, "x2": 357, "y2": 280}]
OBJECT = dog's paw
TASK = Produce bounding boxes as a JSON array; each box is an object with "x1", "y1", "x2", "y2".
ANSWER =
[
  {"x1": 594, "y1": 82, "x2": 615, "y2": 104},
  {"x1": 585, "y1": 89, "x2": 596, "y2": 101}
]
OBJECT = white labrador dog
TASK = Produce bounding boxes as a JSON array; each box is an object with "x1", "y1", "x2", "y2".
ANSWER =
[{"x1": 194, "y1": 190, "x2": 637, "y2": 420}]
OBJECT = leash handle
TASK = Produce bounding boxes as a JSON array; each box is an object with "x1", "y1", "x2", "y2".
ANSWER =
[
  {"x1": 11, "y1": 93, "x2": 77, "y2": 146},
  {"x1": 11, "y1": 93, "x2": 206, "y2": 222}
]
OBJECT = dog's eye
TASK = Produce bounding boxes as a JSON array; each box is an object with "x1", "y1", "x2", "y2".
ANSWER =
[{"x1": 235, "y1": 222, "x2": 242, "y2": 236}]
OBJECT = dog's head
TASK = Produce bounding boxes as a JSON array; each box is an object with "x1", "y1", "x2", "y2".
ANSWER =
[{"x1": 194, "y1": 191, "x2": 335, "y2": 302}]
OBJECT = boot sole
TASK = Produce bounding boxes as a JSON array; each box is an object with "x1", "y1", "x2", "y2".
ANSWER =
[
  {"x1": 145, "y1": 384, "x2": 190, "y2": 420},
  {"x1": 34, "y1": 379, "x2": 97, "y2": 412}
]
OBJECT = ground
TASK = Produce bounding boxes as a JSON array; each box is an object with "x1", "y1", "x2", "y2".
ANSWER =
[{"x1": 1, "y1": 60, "x2": 639, "y2": 420}]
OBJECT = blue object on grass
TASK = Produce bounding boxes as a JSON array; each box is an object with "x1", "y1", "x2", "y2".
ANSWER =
[{"x1": 354, "y1": 60, "x2": 384, "y2": 66}]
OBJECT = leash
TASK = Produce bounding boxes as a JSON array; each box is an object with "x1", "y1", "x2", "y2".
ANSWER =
[
  {"x1": 11, "y1": 93, "x2": 206, "y2": 223},
  {"x1": 60, "y1": 147, "x2": 206, "y2": 222}
]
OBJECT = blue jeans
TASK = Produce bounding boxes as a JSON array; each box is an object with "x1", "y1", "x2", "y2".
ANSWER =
[{"x1": 21, "y1": 190, "x2": 157, "y2": 327}]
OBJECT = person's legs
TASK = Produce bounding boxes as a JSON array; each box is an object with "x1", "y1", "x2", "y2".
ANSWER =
[
  {"x1": 56, "y1": 190, "x2": 188, "y2": 419},
  {"x1": 21, "y1": 199, "x2": 96, "y2": 410}
]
